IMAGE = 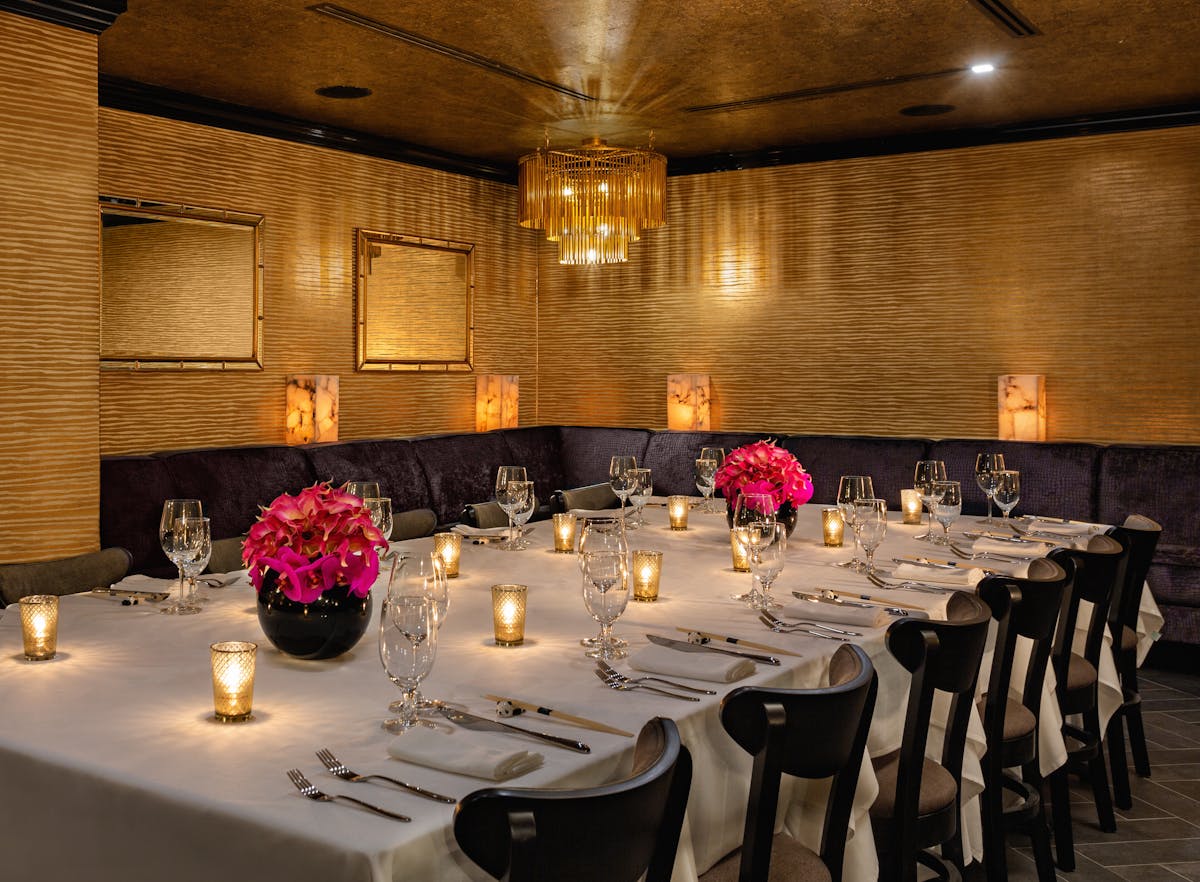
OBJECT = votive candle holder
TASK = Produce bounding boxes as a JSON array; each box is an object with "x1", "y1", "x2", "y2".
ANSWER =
[
  {"x1": 632, "y1": 550, "x2": 663, "y2": 602},
  {"x1": 19, "y1": 595, "x2": 58, "y2": 661},
  {"x1": 210, "y1": 641, "x2": 257, "y2": 722},
  {"x1": 667, "y1": 496, "x2": 690, "y2": 531},
  {"x1": 433, "y1": 532, "x2": 462, "y2": 577},
  {"x1": 900, "y1": 489, "x2": 924, "y2": 525},
  {"x1": 492, "y1": 585, "x2": 527, "y2": 646},
  {"x1": 730, "y1": 530, "x2": 751, "y2": 572},
  {"x1": 552, "y1": 513, "x2": 577, "y2": 553},
  {"x1": 822, "y1": 508, "x2": 845, "y2": 547}
]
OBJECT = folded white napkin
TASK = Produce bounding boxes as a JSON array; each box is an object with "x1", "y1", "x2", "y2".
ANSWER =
[
  {"x1": 892, "y1": 563, "x2": 985, "y2": 587},
  {"x1": 570, "y1": 509, "x2": 625, "y2": 520},
  {"x1": 972, "y1": 538, "x2": 1046, "y2": 557},
  {"x1": 451, "y1": 524, "x2": 510, "y2": 538},
  {"x1": 781, "y1": 600, "x2": 889, "y2": 628},
  {"x1": 387, "y1": 726, "x2": 543, "y2": 781},
  {"x1": 628, "y1": 643, "x2": 755, "y2": 682},
  {"x1": 1025, "y1": 519, "x2": 1103, "y2": 536},
  {"x1": 114, "y1": 574, "x2": 177, "y2": 591}
]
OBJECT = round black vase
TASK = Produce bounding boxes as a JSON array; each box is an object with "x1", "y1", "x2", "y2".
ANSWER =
[
  {"x1": 726, "y1": 500, "x2": 799, "y2": 537},
  {"x1": 256, "y1": 574, "x2": 373, "y2": 660}
]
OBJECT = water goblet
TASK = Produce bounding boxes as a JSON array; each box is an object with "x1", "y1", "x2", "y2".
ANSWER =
[
  {"x1": 853, "y1": 498, "x2": 888, "y2": 575},
  {"x1": 747, "y1": 522, "x2": 786, "y2": 610},
  {"x1": 974, "y1": 453, "x2": 1006, "y2": 525},
  {"x1": 730, "y1": 492, "x2": 777, "y2": 605},
  {"x1": 511, "y1": 486, "x2": 537, "y2": 549},
  {"x1": 578, "y1": 517, "x2": 630, "y2": 649},
  {"x1": 387, "y1": 552, "x2": 448, "y2": 714},
  {"x1": 609, "y1": 456, "x2": 638, "y2": 519},
  {"x1": 930, "y1": 480, "x2": 962, "y2": 545},
  {"x1": 495, "y1": 466, "x2": 529, "y2": 550},
  {"x1": 344, "y1": 481, "x2": 381, "y2": 500},
  {"x1": 835, "y1": 476, "x2": 874, "y2": 570},
  {"x1": 159, "y1": 499, "x2": 202, "y2": 614},
  {"x1": 698, "y1": 447, "x2": 725, "y2": 511},
  {"x1": 913, "y1": 460, "x2": 948, "y2": 541},
  {"x1": 993, "y1": 470, "x2": 1021, "y2": 522},
  {"x1": 177, "y1": 516, "x2": 212, "y2": 609},
  {"x1": 364, "y1": 496, "x2": 394, "y2": 540},
  {"x1": 581, "y1": 549, "x2": 630, "y2": 660},
  {"x1": 695, "y1": 458, "x2": 719, "y2": 513},
  {"x1": 626, "y1": 468, "x2": 652, "y2": 529},
  {"x1": 379, "y1": 594, "x2": 437, "y2": 733}
]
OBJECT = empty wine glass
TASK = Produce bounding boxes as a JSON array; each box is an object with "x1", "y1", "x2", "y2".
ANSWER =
[
  {"x1": 511, "y1": 485, "x2": 537, "y2": 549},
  {"x1": 698, "y1": 447, "x2": 725, "y2": 512},
  {"x1": 993, "y1": 470, "x2": 1021, "y2": 522},
  {"x1": 581, "y1": 549, "x2": 630, "y2": 660},
  {"x1": 930, "y1": 480, "x2": 962, "y2": 545},
  {"x1": 364, "y1": 496, "x2": 393, "y2": 539},
  {"x1": 386, "y1": 552, "x2": 448, "y2": 714},
  {"x1": 853, "y1": 498, "x2": 888, "y2": 575},
  {"x1": 495, "y1": 466, "x2": 529, "y2": 550},
  {"x1": 177, "y1": 516, "x2": 211, "y2": 610},
  {"x1": 626, "y1": 468, "x2": 652, "y2": 529},
  {"x1": 913, "y1": 460, "x2": 948, "y2": 541},
  {"x1": 609, "y1": 456, "x2": 638, "y2": 519},
  {"x1": 835, "y1": 476, "x2": 874, "y2": 571},
  {"x1": 159, "y1": 499, "x2": 202, "y2": 615},
  {"x1": 695, "y1": 458, "x2": 719, "y2": 513},
  {"x1": 974, "y1": 453, "x2": 1006, "y2": 525},
  {"x1": 731, "y1": 492, "x2": 777, "y2": 605},
  {"x1": 379, "y1": 593, "x2": 437, "y2": 733},
  {"x1": 344, "y1": 481, "x2": 381, "y2": 500},
  {"x1": 747, "y1": 522, "x2": 786, "y2": 610},
  {"x1": 578, "y1": 517, "x2": 630, "y2": 650}
]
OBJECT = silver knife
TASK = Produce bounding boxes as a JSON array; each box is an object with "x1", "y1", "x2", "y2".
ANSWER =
[
  {"x1": 892, "y1": 556, "x2": 960, "y2": 570},
  {"x1": 437, "y1": 707, "x2": 591, "y2": 753},
  {"x1": 791, "y1": 591, "x2": 926, "y2": 619},
  {"x1": 646, "y1": 633, "x2": 779, "y2": 666}
]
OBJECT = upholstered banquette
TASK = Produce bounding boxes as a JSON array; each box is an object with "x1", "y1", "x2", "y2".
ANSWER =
[{"x1": 97, "y1": 427, "x2": 1199, "y2": 649}]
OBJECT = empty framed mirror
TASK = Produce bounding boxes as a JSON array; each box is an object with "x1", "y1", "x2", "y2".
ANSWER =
[
  {"x1": 99, "y1": 196, "x2": 264, "y2": 370},
  {"x1": 356, "y1": 230, "x2": 474, "y2": 371}
]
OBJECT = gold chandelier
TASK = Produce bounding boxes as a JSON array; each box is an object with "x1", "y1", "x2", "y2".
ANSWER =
[{"x1": 518, "y1": 136, "x2": 667, "y2": 265}]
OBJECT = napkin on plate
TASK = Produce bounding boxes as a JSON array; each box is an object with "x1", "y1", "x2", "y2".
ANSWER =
[
  {"x1": 387, "y1": 725, "x2": 543, "y2": 781},
  {"x1": 451, "y1": 524, "x2": 511, "y2": 538},
  {"x1": 972, "y1": 538, "x2": 1046, "y2": 557},
  {"x1": 892, "y1": 563, "x2": 985, "y2": 587},
  {"x1": 1025, "y1": 519, "x2": 1103, "y2": 536},
  {"x1": 628, "y1": 643, "x2": 755, "y2": 683},
  {"x1": 114, "y1": 573, "x2": 177, "y2": 592},
  {"x1": 780, "y1": 600, "x2": 889, "y2": 628}
]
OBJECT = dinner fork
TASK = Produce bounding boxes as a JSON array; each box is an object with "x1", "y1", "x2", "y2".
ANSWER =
[
  {"x1": 593, "y1": 668, "x2": 700, "y2": 701},
  {"x1": 865, "y1": 571, "x2": 947, "y2": 594},
  {"x1": 757, "y1": 612, "x2": 850, "y2": 641},
  {"x1": 595, "y1": 660, "x2": 716, "y2": 695},
  {"x1": 285, "y1": 769, "x2": 411, "y2": 821},
  {"x1": 315, "y1": 748, "x2": 456, "y2": 803},
  {"x1": 947, "y1": 543, "x2": 1029, "y2": 563},
  {"x1": 759, "y1": 610, "x2": 858, "y2": 637}
]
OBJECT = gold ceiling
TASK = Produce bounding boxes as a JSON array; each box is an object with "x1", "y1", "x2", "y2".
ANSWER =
[{"x1": 98, "y1": 0, "x2": 1200, "y2": 174}]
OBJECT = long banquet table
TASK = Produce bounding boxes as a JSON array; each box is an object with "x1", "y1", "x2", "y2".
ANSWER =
[{"x1": 0, "y1": 503, "x2": 1162, "y2": 881}]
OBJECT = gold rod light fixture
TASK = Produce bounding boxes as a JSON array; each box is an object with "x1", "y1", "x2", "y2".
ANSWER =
[{"x1": 518, "y1": 136, "x2": 667, "y2": 265}]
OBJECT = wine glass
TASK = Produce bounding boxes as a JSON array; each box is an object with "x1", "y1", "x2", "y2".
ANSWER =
[
  {"x1": 913, "y1": 460, "x2": 948, "y2": 541},
  {"x1": 578, "y1": 517, "x2": 630, "y2": 650},
  {"x1": 974, "y1": 453, "x2": 1006, "y2": 525},
  {"x1": 694, "y1": 458, "x2": 719, "y2": 514},
  {"x1": 379, "y1": 593, "x2": 437, "y2": 733},
  {"x1": 698, "y1": 447, "x2": 725, "y2": 512},
  {"x1": 581, "y1": 549, "x2": 630, "y2": 660},
  {"x1": 993, "y1": 470, "x2": 1021, "y2": 522},
  {"x1": 730, "y1": 492, "x2": 777, "y2": 605},
  {"x1": 495, "y1": 466, "x2": 529, "y2": 550},
  {"x1": 853, "y1": 499, "x2": 888, "y2": 575},
  {"x1": 626, "y1": 468, "x2": 652, "y2": 529},
  {"x1": 344, "y1": 481, "x2": 381, "y2": 500},
  {"x1": 930, "y1": 480, "x2": 962, "y2": 545},
  {"x1": 387, "y1": 552, "x2": 448, "y2": 714},
  {"x1": 609, "y1": 456, "x2": 638, "y2": 519},
  {"x1": 511, "y1": 485, "x2": 537, "y2": 549},
  {"x1": 177, "y1": 516, "x2": 211, "y2": 611},
  {"x1": 748, "y1": 522, "x2": 786, "y2": 610},
  {"x1": 159, "y1": 499, "x2": 202, "y2": 614},
  {"x1": 835, "y1": 476, "x2": 874, "y2": 571}
]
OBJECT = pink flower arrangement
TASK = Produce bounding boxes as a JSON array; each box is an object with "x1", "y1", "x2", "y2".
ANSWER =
[
  {"x1": 243, "y1": 483, "x2": 386, "y2": 604},
  {"x1": 714, "y1": 440, "x2": 814, "y2": 512}
]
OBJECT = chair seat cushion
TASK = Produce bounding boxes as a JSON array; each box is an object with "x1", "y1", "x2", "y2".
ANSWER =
[
  {"x1": 700, "y1": 835, "x2": 831, "y2": 882},
  {"x1": 1120, "y1": 624, "x2": 1138, "y2": 653},
  {"x1": 870, "y1": 752, "x2": 957, "y2": 819},
  {"x1": 978, "y1": 696, "x2": 1037, "y2": 741},
  {"x1": 1067, "y1": 654, "x2": 1098, "y2": 691}
]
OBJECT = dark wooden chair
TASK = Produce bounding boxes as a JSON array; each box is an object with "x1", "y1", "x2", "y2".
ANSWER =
[
  {"x1": 701, "y1": 643, "x2": 878, "y2": 882},
  {"x1": 1106, "y1": 515, "x2": 1162, "y2": 810},
  {"x1": 1046, "y1": 533, "x2": 1130, "y2": 870},
  {"x1": 453, "y1": 716, "x2": 692, "y2": 882},
  {"x1": 976, "y1": 558, "x2": 1073, "y2": 882},
  {"x1": 870, "y1": 591, "x2": 992, "y2": 882}
]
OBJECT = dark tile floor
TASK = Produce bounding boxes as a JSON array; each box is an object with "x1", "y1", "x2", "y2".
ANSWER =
[{"x1": 970, "y1": 664, "x2": 1200, "y2": 881}]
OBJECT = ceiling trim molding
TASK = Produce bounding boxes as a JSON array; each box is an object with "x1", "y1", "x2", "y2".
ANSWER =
[
  {"x1": 98, "y1": 75, "x2": 517, "y2": 184},
  {"x1": 0, "y1": 0, "x2": 126, "y2": 34}
]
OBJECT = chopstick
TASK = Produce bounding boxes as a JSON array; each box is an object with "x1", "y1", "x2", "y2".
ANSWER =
[
  {"x1": 673, "y1": 627, "x2": 803, "y2": 658},
  {"x1": 482, "y1": 695, "x2": 633, "y2": 737}
]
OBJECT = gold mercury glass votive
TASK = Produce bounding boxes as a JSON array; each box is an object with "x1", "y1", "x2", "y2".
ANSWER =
[
  {"x1": 668, "y1": 496, "x2": 690, "y2": 531},
  {"x1": 900, "y1": 489, "x2": 924, "y2": 525},
  {"x1": 19, "y1": 594, "x2": 58, "y2": 661},
  {"x1": 822, "y1": 508, "x2": 845, "y2": 547},
  {"x1": 730, "y1": 530, "x2": 751, "y2": 572},
  {"x1": 433, "y1": 532, "x2": 462, "y2": 577},
  {"x1": 632, "y1": 550, "x2": 663, "y2": 602},
  {"x1": 492, "y1": 585, "x2": 527, "y2": 646},
  {"x1": 210, "y1": 641, "x2": 257, "y2": 722},
  {"x1": 552, "y1": 512, "x2": 578, "y2": 553}
]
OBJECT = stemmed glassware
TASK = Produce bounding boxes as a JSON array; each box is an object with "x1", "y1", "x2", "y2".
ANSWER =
[
  {"x1": 913, "y1": 461, "x2": 948, "y2": 541},
  {"x1": 364, "y1": 497, "x2": 394, "y2": 559},
  {"x1": 694, "y1": 458, "x2": 719, "y2": 514},
  {"x1": 379, "y1": 593, "x2": 437, "y2": 733},
  {"x1": 626, "y1": 468, "x2": 652, "y2": 529},
  {"x1": 160, "y1": 499, "x2": 202, "y2": 615},
  {"x1": 578, "y1": 517, "x2": 630, "y2": 651},
  {"x1": 697, "y1": 447, "x2": 725, "y2": 512},
  {"x1": 580, "y1": 549, "x2": 630, "y2": 660},
  {"x1": 510, "y1": 485, "x2": 537, "y2": 549},
  {"x1": 835, "y1": 476, "x2": 874, "y2": 571},
  {"x1": 730, "y1": 492, "x2": 777, "y2": 606},
  {"x1": 495, "y1": 466, "x2": 529, "y2": 551},
  {"x1": 609, "y1": 456, "x2": 638, "y2": 519},
  {"x1": 993, "y1": 470, "x2": 1021, "y2": 522},
  {"x1": 386, "y1": 552, "x2": 446, "y2": 718},
  {"x1": 930, "y1": 480, "x2": 962, "y2": 545},
  {"x1": 747, "y1": 522, "x2": 786, "y2": 610},
  {"x1": 344, "y1": 481, "x2": 381, "y2": 500},
  {"x1": 178, "y1": 516, "x2": 212, "y2": 608},
  {"x1": 854, "y1": 499, "x2": 888, "y2": 574},
  {"x1": 974, "y1": 453, "x2": 1006, "y2": 525}
]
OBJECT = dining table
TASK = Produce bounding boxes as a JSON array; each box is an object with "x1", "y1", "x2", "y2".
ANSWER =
[{"x1": 0, "y1": 500, "x2": 1162, "y2": 882}]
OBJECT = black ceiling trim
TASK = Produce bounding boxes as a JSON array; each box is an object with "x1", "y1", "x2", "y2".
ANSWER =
[
  {"x1": 668, "y1": 103, "x2": 1200, "y2": 177},
  {"x1": 0, "y1": 0, "x2": 125, "y2": 34},
  {"x1": 685, "y1": 67, "x2": 966, "y2": 114},
  {"x1": 308, "y1": 3, "x2": 595, "y2": 103},
  {"x1": 967, "y1": 0, "x2": 1039, "y2": 37},
  {"x1": 99, "y1": 75, "x2": 516, "y2": 184}
]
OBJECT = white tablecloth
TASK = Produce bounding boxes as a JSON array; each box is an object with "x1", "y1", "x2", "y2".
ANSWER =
[{"x1": 0, "y1": 504, "x2": 1161, "y2": 881}]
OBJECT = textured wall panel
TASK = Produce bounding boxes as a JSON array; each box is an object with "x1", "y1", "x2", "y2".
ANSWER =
[
  {"x1": 535, "y1": 127, "x2": 1200, "y2": 444},
  {"x1": 0, "y1": 13, "x2": 100, "y2": 563}
]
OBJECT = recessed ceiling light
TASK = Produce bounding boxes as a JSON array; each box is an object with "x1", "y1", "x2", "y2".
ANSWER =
[
  {"x1": 315, "y1": 85, "x2": 373, "y2": 99},
  {"x1": 900, "y1": 104, "x2": 956, "y2": 117},
  {"x1": 970, "y1": 63, "x2": 996, "y2": 74}
]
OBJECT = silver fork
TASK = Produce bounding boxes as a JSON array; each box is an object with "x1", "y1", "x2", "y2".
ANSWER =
[
  {"x1": 947, "y1": 543, "x2": 1029, "y2": 563},
  {"x1": 595, "y1": 659, "x2": 716, "y2": 695},
  {"x1": 593, "y1": 668, "x2": 700, "y2": 701},
  {"x1": 866, "y1": 571, "x2": 947, "y2": 594},
  {"x1": 315, "y1": 748, "x2": 456, "y2": 803},
  {"x1": 285, "y1": 769, "x2": 411, "y2": 821},
  {"x1": 759, "y1": 610, "x2": 857, "y2": 638}
]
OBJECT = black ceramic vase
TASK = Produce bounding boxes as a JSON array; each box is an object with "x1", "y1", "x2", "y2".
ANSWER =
[
  {"x1": 726, "y1": 499, "x2": 799, "y2": 537},
  {"x1": 256, "y1": 572, "x2": 373, "y2": 660}
]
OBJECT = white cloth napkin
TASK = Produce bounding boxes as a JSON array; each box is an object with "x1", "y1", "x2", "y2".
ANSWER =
[
  {"x1": 114, "y1": 574, "x2": 177, "y2": 591},
  {"x1": 451, "y1": 524, "x2": 511, "y2": 538},
  {"x1": 387, "y1": 726, "x2": 543, "y2": 781},
  {"x1": 628, "y1": 643, "x2": 756, "y2": 682},
  {"x1": 570, "y1": 509, "x2": 625, "y2": 520},
  {"x1": 781, "y1": 600, "x2": 889, "y2": 628},
  {"x1": 892, "y1": 563, "x2": 985, "y2": 587},
  {"x1": 972, "y1": 538, "x2": 1047, "y2": 557},
  {"x1": 1025, "y1": 519, "x2": 1103, "y2": 536}
]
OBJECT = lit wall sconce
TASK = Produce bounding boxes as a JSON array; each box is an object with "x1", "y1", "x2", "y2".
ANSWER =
[
  {"x1": 998, "y1": 374, "x2": 1046, "y2": 441},
  {"x1": 667, "y1": 374, "x2": 711, "y2": 431},
  {"x1": 492, "y1": 585, "x2": 527, "y2": 646},
  {"x1": 476, "y1": 374, "x2": 519, "y2": 432},
  {"x1": 210, "y1": 641, "x2": 257, "y2": 722},
  {"x1": 19, "y1": 595, "x2": 58, "y2": 661},
  {"x1": 286, "y1": 375, "x2": 339, "y2": 445}
]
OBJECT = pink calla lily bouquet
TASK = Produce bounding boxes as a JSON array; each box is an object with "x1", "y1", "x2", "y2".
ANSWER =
[
  {"x1": 714, "y1": 440, "x2": 815, "y2": 513},
  {"x1": 243, "y1": 483, "x2": 386, "y2": 603}
]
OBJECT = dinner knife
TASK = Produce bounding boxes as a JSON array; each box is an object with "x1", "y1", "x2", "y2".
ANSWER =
[
  {"x1": 791, "y1": 591, "x2": 928, "y2": 618},
  {"x1": 646, "y1": 633, "x2": 780, "y2": 666},
  {"x1": 437, "y1": 707, "x2": 591, "y2": 753}
]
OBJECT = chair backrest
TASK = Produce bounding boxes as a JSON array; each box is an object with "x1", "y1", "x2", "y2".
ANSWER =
[
  {"x1": 453, "y1": 717, "x2": 692, "y2": 882},
  {"x1": 1048, "y1": 533, "x2": 1128, "y2": 679},
  {"x1": 1110, "y1": 515, "x2": 1162, "y2": 633},
  {"x1": 719, "y1": 644, "x2": 877, "y2": 882},
  {"x1": 553, "y1": 482, "x2": 620, "y2": 513},
  {"x1": 0, "y1": 547, "x2": 131, "y2": 607},
  {"x1": 461, "y1": 500, "x2": 511, "y2": 529}
]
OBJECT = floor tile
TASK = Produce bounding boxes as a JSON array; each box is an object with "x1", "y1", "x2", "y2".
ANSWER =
[
  {"x1": 1110, "y1": 865, "x2": 1192, "y2": 881},
  {"x1": 1153, "y1": 763, "x2": 1200, "y2": 781},
  {"x1": 1163, "y1": 781, "x2": 1200, "y2": 802},
  {"x1": 1070, "y1": 817, "x2": 1200, "y2": 845},
  {"x1": 1078, "y1": 838, "x2": 1200, "y2": 867},
  {"x1": 1162, "y1": 861, "x2": 1200, "y2": 880}
]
